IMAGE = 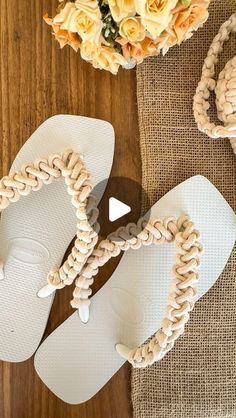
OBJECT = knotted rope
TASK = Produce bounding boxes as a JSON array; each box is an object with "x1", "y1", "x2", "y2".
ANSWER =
[
  {"x1": 0, "y1": 150, "x2": 99, "y2": 295},
  {"x1": 0, "y1": 152, "x2": 203, "y2": 367},
  {"x1": 72, "y1": 215, "x2": 202, "y2": 367},
  {"x1": 193, "y1": 13, "x2": 236, "y2": 155}
]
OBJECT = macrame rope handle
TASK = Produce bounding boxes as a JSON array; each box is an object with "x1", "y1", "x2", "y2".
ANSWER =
[
  {"x1": 72, "y1": 215, "x2": 202, "y2": 367},
  {"x1": 193, "y1": 13, "x2": 236, "y2": 155},
  {"x1": 0, "y1": 150, "x2": 99, "y2": 294}
]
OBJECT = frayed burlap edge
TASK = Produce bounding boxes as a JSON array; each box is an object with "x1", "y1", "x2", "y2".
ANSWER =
[{"x1": 132, "y1": 1, "x2": 236, "y2": 417}]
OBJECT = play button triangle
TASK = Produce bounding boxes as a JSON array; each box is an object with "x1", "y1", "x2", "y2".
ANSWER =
[{"x1": 109, "y1": 197, "x2": 131, "y2": 222}]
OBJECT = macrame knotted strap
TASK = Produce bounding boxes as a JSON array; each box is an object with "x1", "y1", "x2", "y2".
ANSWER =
[
  {"x1": 72, "y1": 215, "x2": 202, "y2": 366},
  {"x1": 0, "y1": 150, "x2": 99, "y2": 294},
  {"x1": 193, "y1": 13, "x2": 236, "y2": 155},
  {"x1": 71, "y1": 216, "x2": 180, "y2": 321}
]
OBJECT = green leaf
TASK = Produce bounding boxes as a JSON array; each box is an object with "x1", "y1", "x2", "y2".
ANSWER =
[{"x1": 181, "y1": 0, "x2": 191, "y2": 5}]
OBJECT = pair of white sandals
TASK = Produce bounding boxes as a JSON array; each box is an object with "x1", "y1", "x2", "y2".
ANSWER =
[{"x1": 0, "y1": 115, "x2": 235, "y2": 404}]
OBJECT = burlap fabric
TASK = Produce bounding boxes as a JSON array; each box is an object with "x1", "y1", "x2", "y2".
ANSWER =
[{"x1": 131, "y1": 1, "x2": 236, "y2": 417}]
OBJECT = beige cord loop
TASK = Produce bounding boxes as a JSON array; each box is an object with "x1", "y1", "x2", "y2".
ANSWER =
[
  {"x1": 73, "y1": 215, "x2": 202, "y2": 368},
  {"x1": 0, "y1": 150, "x2": 99, "y2": 293},
  {"x1": 193, "y1": 13, "x2": 236, "y2": 155}
]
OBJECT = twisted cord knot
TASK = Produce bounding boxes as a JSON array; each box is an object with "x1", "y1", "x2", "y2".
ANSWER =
[
  {"x1": 71, "y1": 217, "x2": 179, "y2": 309},
  {"x1": 124, "y1": 218, "x2": 202, "y2": 368},
  {"x1": 193, "y1": 12, "x2": 236, "y2": 154},
  {"x1": 71, "y1": 212, "x2": 202, "y2": 353},
  {"x1": 45, "y1": 151, "x2": 99, "y2": 290},
  {"x1": 0, "y1": 150, "x2": 99, "y2": 293}
]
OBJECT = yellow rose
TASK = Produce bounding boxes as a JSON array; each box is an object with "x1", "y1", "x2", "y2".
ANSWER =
[
  {"x1": 53, "y1": 2, "x2": 78, "y2": 25},
  {"x1": 119, "y1": 17, "x2": 145, "y2": 43},
  {"x1": 81, "y1": 42, "x2": 128, "y2": 74},
  {"x1": 171, "y1": 1, "x2": 209, "y2": 44},
  {"x1": 80, "y1": 40, "x2": 98, "y2": 60},
  {"x1": 135, "y1": 0, "x2": 178, "y2": 40},
  {"x1": 53, "y1": 1, "x2": 102, "y2": 43},
  {"x1": 108, "y1": 0, "x2": 136, "y2": 22}
]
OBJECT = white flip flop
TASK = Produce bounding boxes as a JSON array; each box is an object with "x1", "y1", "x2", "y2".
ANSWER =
[
  {"x1": 34, "y1": 175, "x2": 236, "y2": 404},
  {"x1": 0, "y1": 115, "x2": 114, "y2": 362}
]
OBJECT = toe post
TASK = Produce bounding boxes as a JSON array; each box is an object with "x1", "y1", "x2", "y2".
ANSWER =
[
  {"x1": 37, "y1": 283, "x2": 56, "y2": 298},
  {"x1": 115, "y1": 343, "x2": 132, "y2": 361},
  {"x1": 0, "y1": 261, "x2": 4, "y2": 281},
  {"x1": 78, "y1": 305, "x2": 90, "y2": 324}
]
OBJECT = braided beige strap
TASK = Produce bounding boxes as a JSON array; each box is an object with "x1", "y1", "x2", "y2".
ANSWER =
[
  {"x1": 72, "y1": 215, "x2": 202, "y2": 367},
  {"x1": 193, "y1": 13, "x2": 236, "y2": 155},
  {"x1": 0, "y1": 150, "x2": 99, "y2": 293}
]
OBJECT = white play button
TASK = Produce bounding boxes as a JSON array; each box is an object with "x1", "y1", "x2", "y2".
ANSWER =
[{"x1": 109, "y1": 197, "x2": 131, "y2": 222}]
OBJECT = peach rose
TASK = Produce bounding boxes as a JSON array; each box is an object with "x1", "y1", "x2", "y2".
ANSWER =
[
  {"x1": 119, "y1": 17, "x2": 146, "y2": 43},
  {"x1": 117, "y1": 36, "x2": 157, "y2": 64},
  {"x1": 135, "y1": 0, "x2": 178, "y2": 40},
  {"x1": 171, "y1": 0, "x2": 210, "y2": 44},
  {"x1": 154, "y1": 29, "x2": 176, "y2": 54},
  {"x1": 44, "y1": 14, "x2": 81, "y2": 51},
  {"x1": 108, "y1": 0, "x2": 136, "y2": 22},
  {"x1": 153, "y1": 0, "x2": 209, "y2": 54},
  {"x1": 80, "y1": 41, "x2": 128, "y2": 74},
  {"x1": 51, "y1": 1, "x2": 102, "y2": 43}
]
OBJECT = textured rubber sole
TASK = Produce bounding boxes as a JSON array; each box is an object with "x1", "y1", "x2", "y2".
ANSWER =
[
  {"x1": 34, "y1": 176, "x2": 236, "y2": 404},
  {"x1": 0, "y1": 115, "x2": 114, "y2": 362}
]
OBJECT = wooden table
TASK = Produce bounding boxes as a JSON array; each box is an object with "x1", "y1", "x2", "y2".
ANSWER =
[{"x1": 0, "y1": 1, "x2": 141, "y2": 417}]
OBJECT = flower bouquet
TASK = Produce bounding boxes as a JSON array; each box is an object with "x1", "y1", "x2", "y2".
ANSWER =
[{"x1": 44, "y1": 0, "x2": 210, "y2": 74}]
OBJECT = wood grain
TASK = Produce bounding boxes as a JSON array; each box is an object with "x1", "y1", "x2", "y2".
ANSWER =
[{"x1": 0, "y1": 0, "x2": 141, "y2": 417}]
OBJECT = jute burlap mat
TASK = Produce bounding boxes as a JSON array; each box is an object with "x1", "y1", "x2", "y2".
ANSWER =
[{"x1": 131, "y1": 1, "x2": 236, "y2": 417}]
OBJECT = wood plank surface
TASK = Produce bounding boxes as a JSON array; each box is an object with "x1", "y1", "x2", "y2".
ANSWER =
[{"x1": 0, "y1": 1, "x2": 141, "y2": 417}]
